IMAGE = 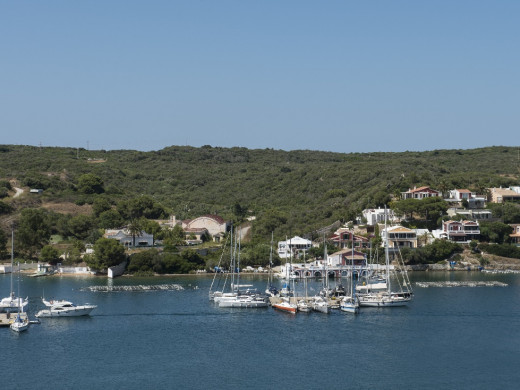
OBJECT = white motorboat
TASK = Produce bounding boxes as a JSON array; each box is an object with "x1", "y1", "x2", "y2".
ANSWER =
[
  {"x1": 0, "y1": 293, "x2": 29, "y2": 313},
  {"x1": 36, "y1": 298, "x2": 97, "y2": 318}
]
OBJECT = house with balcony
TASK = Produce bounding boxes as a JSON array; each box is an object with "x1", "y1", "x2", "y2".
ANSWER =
[
  {"x1": 448, "y1": 189, "x2": 472, "y2": 202},
  {"x1": 442, "y1": 220, "x2": 480, "y2": 243},
  {"x1": 401, "y1": 186, "x2": 441, "y2": 200},
  {"x1": 277, "y1": 236, "x2": 312, "y2": 259},
  {"x1": 381, "y1": 226, "x2": 418, "y2": 249},
  {"x1": 330, "y1": 228, "x2": 370, "y2": 249}
]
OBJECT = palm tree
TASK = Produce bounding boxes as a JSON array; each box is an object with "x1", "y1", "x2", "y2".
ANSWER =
[{"x1": 127, "y1": 219, "x2": 142, "y2": 248}]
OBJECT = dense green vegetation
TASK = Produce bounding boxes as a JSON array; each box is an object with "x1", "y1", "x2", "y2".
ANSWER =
[
  {"x1": 0, "y1": 144, "x2": 519, "y2": 271},
  {"x1": 478, "y1": 243, "x2": 520, "y2": 260},
  {"x1": 400, "y1": 240, "x2": 464, "y2": 265}
]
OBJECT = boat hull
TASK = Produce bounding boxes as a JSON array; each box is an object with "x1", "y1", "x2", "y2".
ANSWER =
[
  {"x1": 358, "y1": 296, "x2": 411, "y2": 307},
  {"x1": 36, "y1": 306, "x2": 96, "y2": 318},
  {"x1": 272, "y1": 303, "x2": 297, "y2": 314},
  {"x1": 10, "y1": 319, "x2": 29, "y2": 332},
  {"x1": 312, "y1": 304, "x2": 330, "y2": 314},
  {"x1": 218, "y1": 299, "x2": 268, "y2": 308}
]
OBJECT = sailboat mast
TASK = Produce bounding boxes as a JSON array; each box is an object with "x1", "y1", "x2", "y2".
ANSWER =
[
  {"x1": 385, "y1": 206, "x2": 391, "y2": 293},
  {"x1": 230, "y1": 225, "x2": 234, "y2": 290},
  {"x1": 269, "y1": 232, "x2": 273, "y2": 286},
  {"x1": 323, "y1": 233, "x2": 328, "y2": 291},
  {"x1": 351, "y1": 229, "x2": 354, "y2": 296},
  {"x1": 10, "y1": 226, "x2": 14, "y2": 297},
  {"x1": 237, "y1": 230, "x2": 241, "y2": 293}
]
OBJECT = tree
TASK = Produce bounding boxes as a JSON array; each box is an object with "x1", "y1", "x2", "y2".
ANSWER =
[
  {"x1": 142, "y1": 219, "x2": 162, "y2": 246},
  {"x1": 77, "y1": 173, "x2": 104, "y2": 194},
  {"x1": 118, "y1": 196, "x2": 167, "y2": 220},
  {"x1": 479, "y1": 222, "x2": 513, "y2": 244},
  {"x1": 92, "y1": 197, "x2": 112, "y2": 217},
  {"x1": 0, "y1": 228, "x2": 7, "y2": 257},
  {"x1": 40, "y1": 245, "x2": 60, "y2": 265},
  {"x1": 128, "y1": 249, "x2": 161, "y2": 274},
  {"x1": 67, "y1": 215, "x2": 95, "y2": 240},
  {"x1": 87, "y1": 238, "x2": 126, "y2": 270},
  {"x1": 160, "y1": 224, "x2": 186, "y2": 249},
  {"x1": 17, "y1": 208, "x2": 51, "y2": 257},
  {"x1": 0, "y1": 201, "x2": 13, "y2": 215},
  {"x1": 127, "y1": 219, "x2": 143, "y2": 247},
  {"x1": 97, "y1": 209, "x2": 125, "y2": 229}
]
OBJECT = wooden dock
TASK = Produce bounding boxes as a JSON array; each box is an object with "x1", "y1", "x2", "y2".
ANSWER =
[{"x1": 0, "y1": 312, "x2": 28, "y2": 327}]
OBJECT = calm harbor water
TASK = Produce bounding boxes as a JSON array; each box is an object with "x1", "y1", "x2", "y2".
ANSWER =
[{"x1": 1, "y1": 271, "x2": 520, "y2": 390}]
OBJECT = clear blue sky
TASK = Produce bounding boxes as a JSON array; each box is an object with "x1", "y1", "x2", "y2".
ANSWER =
[{"x1": 1, "y1": 1, "x2": 519, "y2": 153}]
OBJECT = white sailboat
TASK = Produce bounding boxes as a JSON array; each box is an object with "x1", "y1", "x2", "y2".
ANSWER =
[
  {"x1": 265, "y1": 232, "x2": 279, "y2": 297},
  {"x1": 216, "y1": 229, "x2": 268, "y2": 308},
  {"x1": 297, "y1": 251, "x2": 311, "y2": 312},
  {"x1": 340, "y1": 232, "x2": 359, "y2": 314},
  {"x1": 312, "y1": 237, "x2": 330, "y2": 314},
  {"x1": 10, "y1": 263, "x2": 29, "y2": 332},
  {"x1": 274, "y1": 237, "x2": 298, "y2": 314},
  {"x1": 209, "y1": 234, "x2": 230, "y2": 301},
  {"x1": 358, "y1": 207, "x2": 413, "y2": 307},
  {"x1": 1, "y1": 227, "x2": 28, "y2": 313}
]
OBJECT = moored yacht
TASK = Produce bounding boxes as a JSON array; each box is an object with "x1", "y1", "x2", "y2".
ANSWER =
[{"x1": 36, "y1": 298, "x2": 97, "y2": 318}]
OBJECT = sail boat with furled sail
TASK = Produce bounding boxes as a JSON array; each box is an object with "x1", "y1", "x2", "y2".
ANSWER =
[
  {"x1": 0, "y1": 226, "x2": 28, "y2": 313},
  {"x1": 341, "y1": 230, "x2": 360, "y2": 314},
  {"x1": 358, "y1": 207, "x2": 413, "y2": 307}
]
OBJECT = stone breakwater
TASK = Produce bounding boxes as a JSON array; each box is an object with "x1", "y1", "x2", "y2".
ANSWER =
[
  {"x1": 81, "y1": 284, "x2": 185, "y2": 292},
  {"x1": 416, "y1": 281, "x2": 508, "y2": 288}
]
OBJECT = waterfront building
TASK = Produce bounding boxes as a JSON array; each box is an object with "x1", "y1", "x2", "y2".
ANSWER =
[
  {"x1": 327, "y1": 248, "x2": 366, "y2": 267},
  {"x1": 381, "y1": 225, "x2": 418, "y2": 249},
  {"x1": 330, "y1": 228, "x2": 370, "y2": 249},
  {"x1": 277, "y1": 236, "x2": 312, "y2": 259}
]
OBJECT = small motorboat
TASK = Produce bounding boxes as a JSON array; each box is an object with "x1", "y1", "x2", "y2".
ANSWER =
[{"x1": 36, "y1": 298, "x2": 97, "y2": 318}]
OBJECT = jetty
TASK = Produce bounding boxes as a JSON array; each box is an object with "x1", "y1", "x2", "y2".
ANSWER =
[
  {"x1": 0, "y1": 312, "x2": 28, "y2": 327},
  {"x1": 81, "y1": 284, "x2": 185, "y2": 292},
  {"x1": 415, "y1": 281, "x2": 508, "y2": 288}
]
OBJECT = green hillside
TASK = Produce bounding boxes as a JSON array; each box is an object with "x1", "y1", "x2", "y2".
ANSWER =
[{"x1": 1, "y1": 144, "x2": 519, "y2": 243}]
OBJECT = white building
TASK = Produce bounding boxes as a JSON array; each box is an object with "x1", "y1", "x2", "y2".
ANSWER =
[
  {"x1": 277, "y1": 236, "x2": 312, "y2": 259},
  {"x1": 362, "y1": 208, "x2": 397, "y2": 226}
]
